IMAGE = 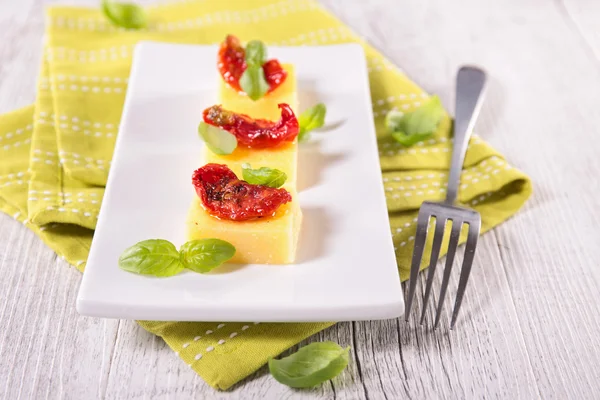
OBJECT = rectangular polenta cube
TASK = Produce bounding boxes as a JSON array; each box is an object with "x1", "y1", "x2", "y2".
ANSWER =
[
  {"x1": 187, "y1": 196, "x2": 303, "y2": 264},
  {"x1": 218, "y1": 63, "x2": 297, "y2": 120},
  {"x1": 204, "y1": 142, "x2": 297, "y2": 189},
  {"x1": 205, "y1": 63, "x2": 298, "y2": 186}
]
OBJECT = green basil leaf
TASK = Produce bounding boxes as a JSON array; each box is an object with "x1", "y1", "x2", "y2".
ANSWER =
[
  {"x1": 241, "y1": 163, "x2": 287, "y2": 188},
  {"x1": 198, "y1": 122, "x2": 238, "y2": 155},
  {"x1": 101, "y1": 0, "x2": 147, "y2": 29},
  {"x1": 119, "y1": 239, "x2": 184, "y2": 277},
  {"x1": 179, "y1": 239, "x2": 236, "y2": 273},
  {"x1": 268, "y1": 342, "x2": 350, "y2": 388},
  {"x1": 245, "y1": 40, "x2": 267, "y2": 66},
  {"x1": 384, "y1": 109, "x2": 404, "y2": 132},
  {"x1": 298, "y1": 103, "x2": 327, "y2": 142},
  {"x1": 239, "y1": 64, "x2": 270, "y2": 101},
  {"x1": 385, "y1": 95, "x2": 445, "y2": 147}
]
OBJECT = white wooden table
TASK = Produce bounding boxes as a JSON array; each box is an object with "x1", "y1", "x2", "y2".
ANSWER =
[{"x1": 1, "y1": 0, "x2": 599, "y2": 398}]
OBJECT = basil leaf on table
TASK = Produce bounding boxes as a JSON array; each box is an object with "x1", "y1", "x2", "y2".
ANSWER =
[
  {"x1": 179, "y1": 239, "x2": 236, "y2": 273},
  {"x1": 245, "y1": 40, "x2": 267, "y2": 66},
  {"x1": 198, "y1": 122, "x2": 238, "y2": 155},
  {"x1": 239, "y1": 64, "x2": 270, "y2": 101},
  {"x1": 101, "y1": 0, "x2": 147, "y2": 29},
  {"x1": 385, "y1": 95, "x2": 445, "y2": 146},
  {"x1": 241, "y1": 163, "x2": 287, "y2": 188},
  {"x1": 298, "y1": 103, "x2": 327, "y2": 142},
  {"x1": 118, "y1": 239, "x2": 184, "y2": 277},
  {"x1": 268, "y1": 342, "x2": 350, "y2": 388}
]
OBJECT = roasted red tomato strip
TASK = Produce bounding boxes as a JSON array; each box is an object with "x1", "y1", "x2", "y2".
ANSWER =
[
  {"x1": 217, "y1": 34, "x2": 287, "y2": 94},
  {"x1": 203, "y1": 103, "x2": 299, "y2": 148},
  {"x1": 262, "y1": 59, "x2": 287, "y2": 91},
  {"x1": 218, "y1": 35, "x2": 246, "y2": 92},
  {"x1": 192, "y1": 164, "x2": 292, "y2": 221}
]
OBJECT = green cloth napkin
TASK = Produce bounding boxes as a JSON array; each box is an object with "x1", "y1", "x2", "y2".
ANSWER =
[{"x1": 0, "y1": 0, "x2": 531, "y2": 390}]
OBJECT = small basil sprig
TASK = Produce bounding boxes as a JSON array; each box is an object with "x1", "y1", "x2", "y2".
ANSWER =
[
  {"x1": 239, "y1": 39, "x2": 269, "y2": 101},
  {"x1": 298, "y1": 103, "x2": 327, "y2": 142},
  {"x1": 245, "y1": 40, "x2": 267, "y2": 66},
  {"x1": 385, "y1": 95, "x2": 445, "y2": 147},
  {"x1": 101, "y1": 0, "x2": 147, "y2": 30},
  {"x1": 119, "y1": 238, "x2": 236, "y2": 277},
  {"x1": 198, "y1": 122, "x2": 238, "y2": 155},
  {"x1": 119, "y1": 239, "x2": 184, "y2": 277},
  {"x1": 268, "y1": 342, "x2": 351, "y2": 388},
  {"x1": 240, "y1": 64, "x2": 270, "y2": 101},
  {"x1": 179, "y1": 239, "x2": 236, "y2": 273},
  {"x1": 241, "y1": 163, "x2": 287, "y2": 188}
]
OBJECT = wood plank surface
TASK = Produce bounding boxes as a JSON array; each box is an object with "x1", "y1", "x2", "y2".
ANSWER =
[{"x1": 1, "y1": 0, "x2": 599, "y2": 398}]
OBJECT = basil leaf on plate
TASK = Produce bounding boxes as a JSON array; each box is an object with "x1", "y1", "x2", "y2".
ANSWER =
[
  {"x1": 298, "y1": 103, "x2": 327, "y2": 142},
  {"x1": 119, "y1": 239, "x2": 184, "y2": 277},
  {"x1": 101, "y1": 0, "x2": 147, "y2": 29},
  {"x1": 198, "y1": 122, "x2": 238, "y2": 155},
  {"x1": 245, "y1": 40, "x2": 267, "y2": 66},
  {"x1": 385, "y1": 95, "x2": 445, "y2": 147},
  {"x1": 239, "y1": 64, "x2": 270, "y2": 101},
  {"x1": 179, "y1": 239, "x2": 236, "y2": 273},
  {"x1": 241, "y1": 163, "x2": 287, "y2": 188},
  {"x1": 268, "y1": 342, "x2": 350, "y2": 388}
]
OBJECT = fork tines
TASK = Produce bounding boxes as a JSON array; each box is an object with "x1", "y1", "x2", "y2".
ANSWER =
[{"x1": 404, "y1": 201, "x2": 481, "y2": 329}]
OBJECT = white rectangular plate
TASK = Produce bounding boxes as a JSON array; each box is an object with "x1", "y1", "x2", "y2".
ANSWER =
[{"x1": 76, "y1": 42, "x2": 404, "y2": 322}]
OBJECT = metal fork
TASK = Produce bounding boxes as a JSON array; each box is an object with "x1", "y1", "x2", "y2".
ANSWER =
[{"x1": 404, "y1": 66, "x2": 487, "y2": 329}]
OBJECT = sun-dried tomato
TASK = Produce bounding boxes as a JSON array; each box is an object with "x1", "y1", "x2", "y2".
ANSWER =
[
  {"x1": 218, "y1": 35, "x2": 246, "y2": 92},
  {"x1": 262, "y1": 59, "x2": 287, "y2": 92},
  {"x1": 192, "y1": 164, "x2": 292, "y2": 221},
  {"x1": 217, "y1": 35, "x2": 287, "y2": 94},
  {"x1": 203, "y1": 103, "x2": 299, "y2": 148}
]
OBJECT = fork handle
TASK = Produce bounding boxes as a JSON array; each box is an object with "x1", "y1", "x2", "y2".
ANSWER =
[{"x1": 445, "y1": 66, "x2": 487, "y2": 205}]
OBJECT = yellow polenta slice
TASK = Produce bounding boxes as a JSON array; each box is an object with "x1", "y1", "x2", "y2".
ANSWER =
[{"x1": 187, "y1": 196, "x2": 302, "y2": 264}]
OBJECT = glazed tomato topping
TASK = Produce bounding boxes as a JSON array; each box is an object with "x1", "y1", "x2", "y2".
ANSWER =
[
  {"x1": 218, "y1": 35, "x2": 246, "y2": 92},
  {"x1": 262, "y1": 59, "x2": 287, "y2": 91},
  {"x1": 203, "y1": 103, "x2": 299, "y2": 148},
  {"x1": 192, "y1": 164, "x2": 292, "y2": 221},
  {"x1": 217, "y1": 35, "x2": 287, "y2": 94}
]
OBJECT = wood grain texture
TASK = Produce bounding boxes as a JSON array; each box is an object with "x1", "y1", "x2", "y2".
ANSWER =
[{"x1": 1, "y1": 0, "x2": 599, "y2": 398}]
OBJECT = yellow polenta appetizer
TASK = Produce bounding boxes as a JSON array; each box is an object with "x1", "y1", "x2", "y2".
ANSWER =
[
  {"x1": 201, "y1": 104, "x2": 298, "y2": 187},
  {"x1": 189, "y1": 164, "x2": 301, "y2": 264},
  {"x1": 219, "y1": 63, "x2": 298, "y2": 120}
]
